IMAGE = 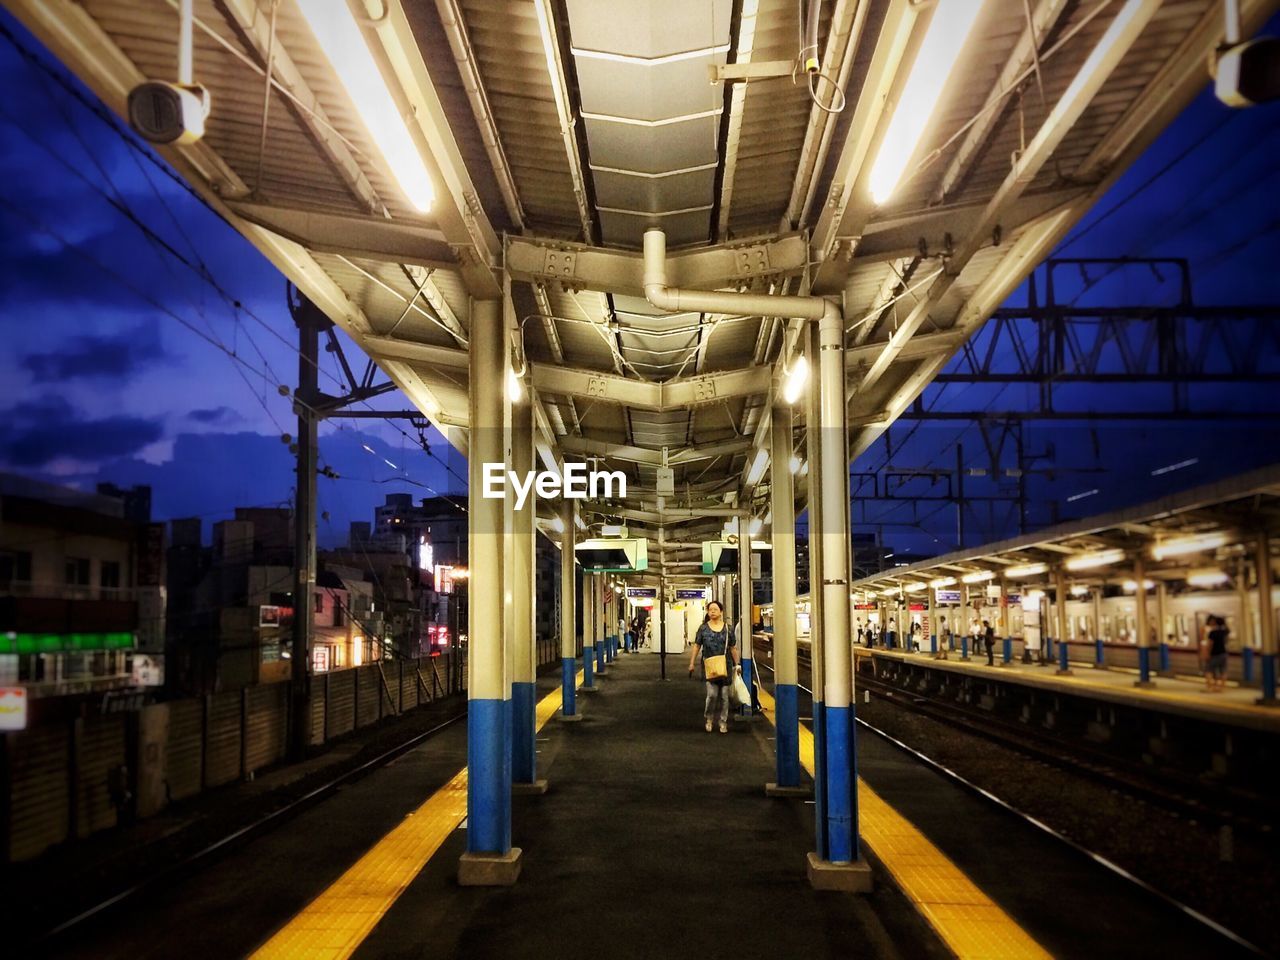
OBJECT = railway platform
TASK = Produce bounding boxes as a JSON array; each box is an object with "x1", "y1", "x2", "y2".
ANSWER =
[
  {"x1": 855, "y1": 646, "x2": 1280, "y2": 733},
  {"x1": 26, "y1": 653, "x2": 1261, "y2": 959}
]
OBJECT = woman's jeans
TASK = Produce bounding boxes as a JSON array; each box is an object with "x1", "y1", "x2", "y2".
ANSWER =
[{"x1": 704, "y1": 682, "x2": 729, "y2": 723}]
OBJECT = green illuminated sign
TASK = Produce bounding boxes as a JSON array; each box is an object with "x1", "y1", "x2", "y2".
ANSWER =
[{"x1": 0, "y1": 632, "x2": 136, "y2": 654}]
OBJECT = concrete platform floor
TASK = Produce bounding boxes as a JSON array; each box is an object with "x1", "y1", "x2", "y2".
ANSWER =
[{"x1": 351, "y1": 654, "x2": 945, "y2": 960}]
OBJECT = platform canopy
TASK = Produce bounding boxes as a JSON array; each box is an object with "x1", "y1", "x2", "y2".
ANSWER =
[{"x1": 13, "y1": 0, "x2": 1275, "y2": 577}]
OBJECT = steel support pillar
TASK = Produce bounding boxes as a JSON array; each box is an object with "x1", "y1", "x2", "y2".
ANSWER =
[
  {"x1": 804, "y1": 321, "x2": 828, "y2": 861},
  {"x1": 511, "y1": 396, "x2": 545, "y2": 792},
  {"x1": 1134, "y1": 556, "x2": 1155, "y2": 688},
  {"x1": 459, "y1": 298, "x2": 520, "y2": 884},
  {"x1": 807, "y1": 302, "x2": 870, "y2": 891},
  {"x1": 767, "y1": 403, "x2": 804, "y2": 795},
  {"x1": 595, "y1": 577, "x2": 608, "y2": 676},
  {"x1": 1156, "y1": 581, "x2": 1174, "y2": 677},
  {"x1": 560, "y1": 500, "x2": 581, "y2": 720},
  {"x1": 1257, "y1": 533, "x2": 1277, "y2": 705},
  {"x1": 582, "y1": 574, "x2": 596, "y2": 690},
  {"x1": 738, "y1": 511, "x2": 756, "y2": 717},
  {"x1": 1055, "y1": 567, "x2": 1072, "y2": 676}
]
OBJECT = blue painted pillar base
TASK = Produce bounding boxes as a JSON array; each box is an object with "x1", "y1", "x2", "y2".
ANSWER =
[
  {"x1": 560, "y1": 657, "x2": 579, "y2": 719},
  {"x1": 1000, "y1": 637, "x2": 1013, "y2": 665},
  {"x1": 466, "y1": 698, "x2": 511, "y2": 855},
  {"x1": 582, "y1": 646, "x2": 595, "y2": 689},
  {"x1": 929, "y1": 633, "x2": 937, "y2": 654},
  {"x1": 1158, "y1": 642, "x2": 1174, "y2": 677},
  {"x1": 821, "y1": 703, "x2": 857, "y2": 864},
  {"x1": 949, "y1": 634, "x2": 956, "y2": 651},
  {"x1": 1258, "y1": 653, "x2": 1278, "y2": 704},
  {"x1": 1094, "y1": 638, "x2": 1107, "y2": 668},
  {"x1": 767, "y1": 682, "x2": 802, "y2": 791},
  {"x1": 594, "y1": 640, "x2": 606, "y2": 675},
  {"x1": 812, "y1": 699, "x2": 828, "y2": 861},
  {"x1": 1057, "y1": 639, "x2": 1072, "y2": 675},
  {"x1": 512, "y1": 681, "x2": 537, "y2": 784},
  {"x1": 1242, "y1": 647, "x2": 1256, "y2": 685},
  {"x1": 1134, "y1": 647, "x2": 1155, "y2": 688}
]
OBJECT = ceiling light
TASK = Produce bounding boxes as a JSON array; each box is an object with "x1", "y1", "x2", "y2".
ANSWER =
[
  {"x1": 790, "y1": 455, "x2": 803, "y2": 475},
  {"x1": 1121, "y1": 579, "x2": 1155, "y2": 592},
  {"x1": 904, "y1": 582, "x2": 926, "y2": 593},
  {"x1": 866, "y1": 0, "x2": 989, "y2": 204},
  {"x1": 298, "y1": 0, "x2": 434, "y2": 212},
  {"x1": 961, "y1": 570, "x2": 994, "y2": 584},
  {"x1": 748, "y1": 517, "x2": 763, "y2": 537},
  {"x1": 1005, "y1": 562, "x2": 1047, "y2": 578},
  {"x1": 782, "y1": 354, "x2": 810, "y2": 404},
  {"x1": 1070, "y1": 584, "x2": 1090, "y2": 597},
  {"x1": 1186, "y1": 568, "x2": 1229, "y2": 588},
  {"x1": 929, "y1": 577, "x2": 956, "y2": 589},
  {"x1": 1065, "y1": 548, "x2": 1125, "y2": 571},
  {"x1": 1151, "y1": 531, "x2": 1228, "y2": 561},
  {"x1": 746, "y1": 448, "x2": 768, "y2": 487},
  {"x1": 551, "y1": 516, "x2": 565, "y2": 534}
]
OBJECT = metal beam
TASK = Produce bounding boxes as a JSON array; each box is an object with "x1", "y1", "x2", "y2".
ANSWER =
[
  {"x1": 557, "y1": 436, "x2": 752, "y2": 465},
  {"x1": 227, "y1": 203, "x2": 456, "y2": 268},
  {"x1": 527, "y1": 362, "x2": 772, "y2": 409},
  {"x1": 364, "y1": 335, "x2": 470, "y2": 369},
  {"x1": 505, "y1": 233, "x2": 809, "y2": 298}
]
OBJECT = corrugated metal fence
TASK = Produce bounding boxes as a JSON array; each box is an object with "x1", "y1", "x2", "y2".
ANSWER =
[{"x1": 3, "y1": 651, "x2": 477, "y2": 863}]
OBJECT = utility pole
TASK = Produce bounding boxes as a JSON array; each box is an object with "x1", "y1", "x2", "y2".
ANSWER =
[{"x1": 288, "y1": 291, "x2": 325, "y2": 760}]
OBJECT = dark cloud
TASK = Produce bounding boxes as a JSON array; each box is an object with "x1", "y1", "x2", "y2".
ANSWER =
[
  {"x1": 22, "y1": 323, "x2": 168, "y2": 382},
  {"x1": 186, "y1": 405, "x2": 242, "y2": 424},
  {"x1": 0, "y1": 396, "x2": 164, "y2": 467}
]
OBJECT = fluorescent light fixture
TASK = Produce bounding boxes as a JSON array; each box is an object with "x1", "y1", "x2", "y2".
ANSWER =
[
  {"x1": 1151, "y1": 457, "x2": 1199, "y2": 477},
  {"x1": 746, "y1": 448, "x2": 769, "y2": 487},
  {"x1": 883, "y1": 553, "x2": 895, "y2": 560},
  {"x1": 1065, "y1": 548, "x2": 1125, "y2": 571},
  {"x1": 297, "y1": 0, "x2": 434, "y2": 212},
  {"x1": 1069, "y1": 584, "x2": 1090, "y2": 597},
  {"x1": 882, "y1": 587, "x2": 901, "y2": 597},
  {"x1": 571, "y1": 43, "x2": 730, "y2": 66},
  {"x1": 961, "y1": 570, "x2": 993, "y2": 584},
  {"x1": 1186, "y1": 567, "x2": 1229, "y2": 588},
  {"x1": 1024, "y1": 590, "x2": 1045, "y2": 604},
  {"x1": 1151, "y1": 531, "x2": 1227, "y2": 561},
  {"x1": 1122, "y1": 579, "x2": 1155, "y2": 592},
  {"x1": 748, "y1": 517, "x2": 763, "y2": 537},
  {"x1": 929, "y1": 577, "x2": 956, "y2": 589},
  {"x1": 507, "y1": 367, "x2": 523, "y2": 403},
  {"x1": 904, "y1": 582, "x2": 927, "y2": 593},
  {"x1": 1005, "y1": 562, "x2": 1047, "y2": 578},
  {"x1": 867, "y1": 0, "x2": 988, "y2": 204},
  {"x1": 782, "y1": 354, "x2": 810, "y2": 404},
  {"x1": 551, "y1": 516, "x2": 565, "y2": 534}
]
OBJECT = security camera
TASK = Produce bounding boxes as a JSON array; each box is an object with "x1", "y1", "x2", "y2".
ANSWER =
[
  {"x1": 127, "y1": 81, "x2": 211, "y2": 145},
  {"x1": 1215, "y1": 36, "x2": 1280, "y2": 107}
]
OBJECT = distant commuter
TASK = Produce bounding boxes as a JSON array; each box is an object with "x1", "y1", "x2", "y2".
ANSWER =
[
  {"x1": 983, "y1": 619, "x2": 996, "y2": 665},
  {"x1": 936, "y1": 616, "x2": 949, "y2": 660},
  {"x1": 688, "y1": 600, "x2": 738, "y2": 733},
  {"x1": 1205, "y1": 615, "x2": 1230, "y2": 692}
]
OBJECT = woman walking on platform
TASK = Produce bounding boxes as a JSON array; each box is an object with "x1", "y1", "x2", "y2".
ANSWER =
[{"x1": 688, "y1": 600, "x2": 739, "y2": 734}]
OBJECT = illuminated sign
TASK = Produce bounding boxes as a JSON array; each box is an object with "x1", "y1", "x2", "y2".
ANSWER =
[
  {"x1": 0, "y1": 632, "x2": 135, "y2": 654},
  {"x1": 676, "y1": 589, "x2": 706, "y2": 600},
  {"x1": 627, "y1": 588, "x2": 656, "y2": 598},
  {"x1": 0, "y1": 687, "x2": 27, "y2": 731},
  {"x1": 935, "y1": 589, "x2": 961, "y2": 604},
  {"x1": 418, "y1": 536, "x2": 433, "y2": 572}
]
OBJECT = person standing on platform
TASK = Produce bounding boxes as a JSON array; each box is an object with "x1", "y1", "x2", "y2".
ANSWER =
[
  {"x1": 936, "y1": 615, "x2": 950, "y2": 660},
  {"x1": 983, "y1": 619, "x2": 996, "y2": 665},
  {"x1": 856, "y1": 618, "x2": 865, "y2": 646},
  {"x1": 1205, "y1": 615, "x2": 1230, "y2": 692},
  {"x1": 688, "y1": 600, "x2": 738, "y2": 733}
]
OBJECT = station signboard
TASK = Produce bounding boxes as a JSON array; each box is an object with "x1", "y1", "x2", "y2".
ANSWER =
[
  {"x1": 853, "y1": 603, "x2": 877, "y2": 610},
  {"x1": 627, "y1": 588, "x2": 656, "y2": 598},
  {"x1": 935, "y1": 589, "x2": 961, "y2": 604}
]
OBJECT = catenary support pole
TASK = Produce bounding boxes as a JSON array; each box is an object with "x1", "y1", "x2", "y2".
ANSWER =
[
  {"x1": 289, "y1": 297, "x2": 320, "y2": 760},
  {"x1": 459, "y1": 298, "x2": 520, "y2": 884},
  {"x1": 1134, "y1": 555, "x2": 1155, "y2": 687},
  {"x1": 767, "y1": 403, "x2": 804, "y2": 795},
  {"x1": 511, "y1": 395, "x2": 545, "y2": 791},
  {"x1": 560, "y1": 500, "x2": 581, "y2": 720},
  {"x1": 807, "y1": 298, "x2": 871, "y2": 891}
]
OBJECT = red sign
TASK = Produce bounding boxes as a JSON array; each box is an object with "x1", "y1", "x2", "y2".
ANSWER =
[
  {"x1": 853, "y1": 603, "x2": 877, "y2": 610},
  {"x1": 908, "y1": 603, "x2": 926, "y2": 611}
]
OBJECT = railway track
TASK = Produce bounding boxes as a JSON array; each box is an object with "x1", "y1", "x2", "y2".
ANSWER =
[
  {"x1": 750, "y1": 644, "x2": 1266, "y2": 957},
  {"x1": 754, "y1": 636, "x2": 1273, "y2": 831}
]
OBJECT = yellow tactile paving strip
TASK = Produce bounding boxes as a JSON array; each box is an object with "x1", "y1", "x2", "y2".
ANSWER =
[
  {"x1": 251, "y1": 674, "x2": 583, "y2": 960},
  {"x1": 757, "y1": 686, "x2": 1052, "y2": 960}
]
